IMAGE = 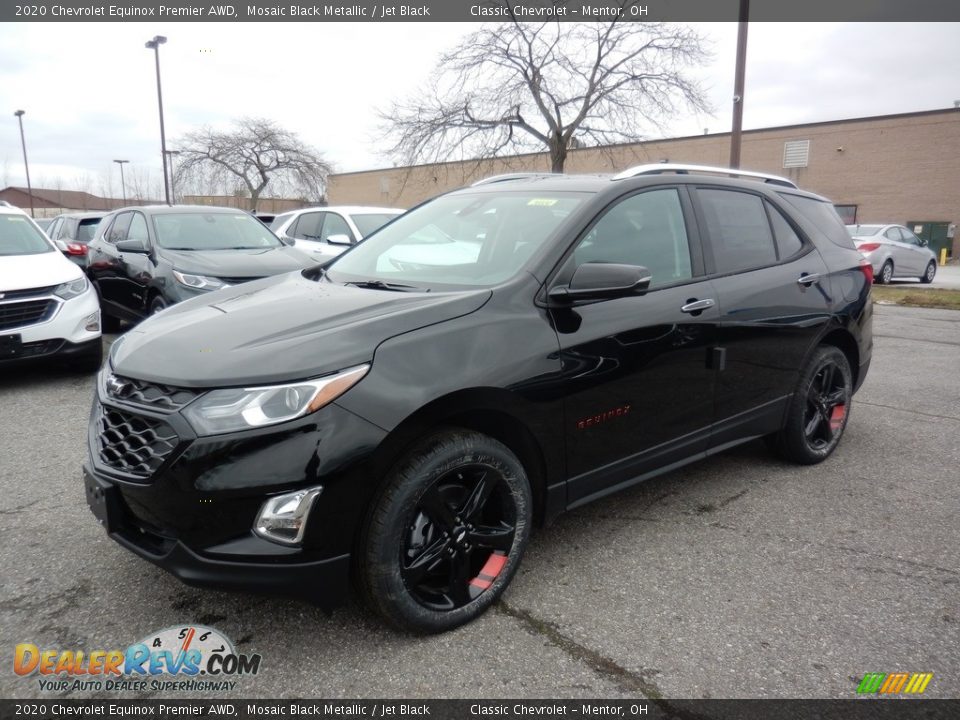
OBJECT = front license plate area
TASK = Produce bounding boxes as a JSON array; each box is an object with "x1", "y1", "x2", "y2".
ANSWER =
[{"x1": 0, "y1": 334, "x2": 23, "y2": 358}]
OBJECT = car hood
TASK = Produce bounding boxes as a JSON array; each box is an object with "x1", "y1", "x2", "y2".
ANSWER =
[
  {"x1": 111, "y1": 272, "x2": 492, "y2": 387},
  {"x1": 0, "y1": 250, "x2": 82, "y2": 291},
  {"x1": 161, "y1": 246, "x2": 315, "y2": 278}
]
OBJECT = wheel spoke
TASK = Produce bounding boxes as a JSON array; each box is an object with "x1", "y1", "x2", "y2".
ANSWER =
[
  {"x1": 469, "y1": 522, "x2": 515, "y2": 552},
  {"x1": 447, "y1": 553, "x2": 472, "y2": 606},
  {"x1": 823, "y1": 389, "x2": 846, "y2": 407},
  {"x1": 819, "y1": 364, "x2": 835, "y2": 394},
  {"x1": 402, "y1": 535, "x2": 450, "y2": 585},
  {"x1": 804, "y1": 409, "x2": 822, "y2": 438},
  {"x1": 459, "y1": 470, "x2": 495, "y2": 520},
  {"x1": 418, "y1": 485, "x2": 458, "y2": 531}
]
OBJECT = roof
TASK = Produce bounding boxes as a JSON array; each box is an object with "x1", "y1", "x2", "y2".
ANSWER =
[
  {"x1": 53, "y1": 211, "x2": 109, "y2": 220},
  {"x1": 0, "y1": 186, "x2": 162, "y2": 211},
  {"x1": 113, "y1": 204, "x2": 260, "y2": 215}
]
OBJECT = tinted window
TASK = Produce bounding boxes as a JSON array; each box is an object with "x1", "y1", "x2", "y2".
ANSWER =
[
  {"x1": 152, "y1": 212, "x2": 282, "y2": 250},
  {"x1": 0, "y1": 214, "x2": 54, "y2": 255},
  {"x1": 766, "y1": 202, "x2": 804, "y2": 259},
  {"x1": 76, "y1": 218, "x2": 101, "y2": 243},
  {"x1": 699, "y1": 189, "x2": 776, "y2": 273},
  {"x1": 321, "y1": 213, "x2": 353, "y2": 242},
  {"x1": 108, "y1": 212, "x2": 133, "y2": 244},
  {"x1": 60, "y1": 218, "x2": 78, "y2": 241},
  {"x1": 571, "y1": 189, "x2": 692, "y2": 288},
  {"x1": 127, "y1": 213, "x2": 149, "y2": 245},
  {"x1": 352, "y1": 213, "x2": 400, "y2": 238},
  {"x1": 781, "y1": 194, "x2": 857, "y2": 249},
  {"x1": 292, "y1": 212, "x2": 323, "y2": 240}
]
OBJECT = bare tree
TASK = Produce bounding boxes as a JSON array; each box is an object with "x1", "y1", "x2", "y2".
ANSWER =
[
  {"x1": 381, "y1": 5, "x2": 710, "y2": 172},
  {"x1": 174, "y1": 118, "x2": 332, "y2": 211}
]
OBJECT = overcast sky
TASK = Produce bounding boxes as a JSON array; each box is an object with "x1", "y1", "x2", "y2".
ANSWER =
[{"x1": 0, "y1": 21, "x2": 957, "y2": 195}]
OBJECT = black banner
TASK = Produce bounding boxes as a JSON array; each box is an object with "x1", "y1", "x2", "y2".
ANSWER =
[
  {"x1": 3, "y1": 0, "x2": 960, "y2": 23},
  {"x1": 1, "y1": 700, "x2": 960, "y2": 720}
]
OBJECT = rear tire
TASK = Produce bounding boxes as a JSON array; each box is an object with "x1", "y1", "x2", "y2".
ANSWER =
[
  {"x1": 359, "y1": 430, "x2": 532, "y2": 634},
  {"x1": 771, "y1": 346, "x2": 852, "y2": 465},
  {"x1": 921, "y1": 261, "x2": 936, "y2": 284},
  {"x1": 877, "y1": 261, "x2": 893, "y2": 284}
]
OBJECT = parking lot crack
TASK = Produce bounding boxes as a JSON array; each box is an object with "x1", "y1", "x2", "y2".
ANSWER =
[
  {"x1": 496, "y1": 600, "x2": 665, "y2": 698},
  {"x1": 855, "y1": 400, "x2": 960, "y2": 423}
]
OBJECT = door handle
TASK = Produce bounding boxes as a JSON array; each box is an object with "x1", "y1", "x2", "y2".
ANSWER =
[
  {"x1": 797, "y1": 272, "x2": 821, "y2": 286},
  {"x1": 680, "y1": 298, "x2": 715, "y2": 314}
]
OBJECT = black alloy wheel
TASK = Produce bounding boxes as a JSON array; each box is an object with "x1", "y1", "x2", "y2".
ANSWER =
[
  {"x1": 771, "y1": 345, "x2": 853, "y2": 465},
  {"x1": 150, "y1": 296, "x2": 168, "y2": 315},
  {"x1": 359, "y1": 430, "x2": 531, "y2": 634}
]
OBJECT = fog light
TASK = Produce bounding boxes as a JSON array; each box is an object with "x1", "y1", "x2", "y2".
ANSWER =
[
  {"x1": 84, "y1": 311, "x2": 100, "y2": 332},
  {"x1": 254, "y1": 486, "x2": 323, "y2": 545}
]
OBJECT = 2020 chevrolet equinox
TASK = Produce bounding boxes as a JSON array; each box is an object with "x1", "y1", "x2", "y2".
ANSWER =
[{"x1": 84, "y1": 165, "x2": 873, "y2": 633}]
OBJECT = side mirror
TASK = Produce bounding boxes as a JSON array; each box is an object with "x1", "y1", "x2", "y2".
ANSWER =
[
  {"x1": 116, "y1": 238, "x2": 149, "y2": 253},
  {"x1": 919, "y1": 238, "x2": 928, "y2": 247},
  {"x1": 549, "y1": 262, "x2": 652, "y2": 303},
  {"x1": 326, "y1": 233, "x2": 352, "y2": 246}
]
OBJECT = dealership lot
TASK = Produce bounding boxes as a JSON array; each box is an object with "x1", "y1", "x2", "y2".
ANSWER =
[{"x1": 0, "y1": 303, "x2": 957, "y2": 699}]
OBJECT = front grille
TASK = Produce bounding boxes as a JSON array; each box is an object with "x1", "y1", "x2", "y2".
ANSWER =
[
  {"x1": 218, "y1": 275, "x2": 265, "y2": 285},
  {"x1": 0, "y1": 299, "x2": 56, "y2": 331},
  {"x1": 1, "y1": 285, "x2": 57, "y2": 300},
  {"x1": 96, "y1": 405, "x2": 179, "y2": 478},
  {"x1": 107, "y1": 375, "x2": 198, "y2": 412}
]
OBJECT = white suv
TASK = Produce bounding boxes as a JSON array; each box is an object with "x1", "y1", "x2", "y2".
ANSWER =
[
  {"x1": 0, "y1": 202, "x2": 102, "y2": 371},
  {"x1": 270, "y1": 206, "x2": 403, "y2": 261}
]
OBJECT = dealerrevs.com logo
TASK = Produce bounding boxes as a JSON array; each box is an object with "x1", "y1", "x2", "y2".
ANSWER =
[
  {"x1": 14, "y1": 625, "x2": 261, "y2": 693},
  {"x1": 856, "y1": 672, "x2": 934, "y2": 695}
]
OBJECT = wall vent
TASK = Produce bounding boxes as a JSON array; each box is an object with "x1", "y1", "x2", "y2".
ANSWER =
[{"x1": 783, "y1": 140, "x2": 810, "y2": 168}]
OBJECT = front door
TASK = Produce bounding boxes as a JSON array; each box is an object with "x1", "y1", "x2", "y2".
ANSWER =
[{"x1": 550, "y1": 187, "x2": 719, "y2": 507}]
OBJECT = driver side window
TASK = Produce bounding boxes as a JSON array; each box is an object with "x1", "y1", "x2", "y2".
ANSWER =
[
  {"x1": 570, "y1": 189, "x2": 693, "y2": 289},
  {"x1": 126, "y1": 213, "x2": 149, "y2": 246}
]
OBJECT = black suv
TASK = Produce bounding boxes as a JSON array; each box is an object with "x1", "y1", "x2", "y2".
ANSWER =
[
  {"x1": 86, "y1": 205, "x2": 315, "y2": 331},
  {"x1": 83, "y1": 165, "x2": 873, "y2": 633}
]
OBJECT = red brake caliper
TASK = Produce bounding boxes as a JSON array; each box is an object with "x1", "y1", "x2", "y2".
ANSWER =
[
  {"x1": 470, "y1": 553, "x2": 508, "y2": 591},
  {"x1": 829, "y1": 404, "x2": 847, "y2": 432}
]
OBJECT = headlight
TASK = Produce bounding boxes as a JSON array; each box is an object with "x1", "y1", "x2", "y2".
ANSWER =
[
  {"x1": 54, "y1": 276, "x2": 88, "y2": 300},
  {"x1": 173, "y1": 270, "x2": 228, "y2": 291},
  {"x1": 182, "y1": 364, "x2": 370, "y2": 436}
]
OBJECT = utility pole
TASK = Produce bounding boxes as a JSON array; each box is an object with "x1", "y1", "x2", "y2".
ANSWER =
[
  {"x1": 13, "y1": 110, "x2": 34, "y2": 218},
  {"x1": 145, "y1": 35, "x2": 171, "y2": 205},
  {"x1": 729, "y1": 0, "x2": 749, "y2": 169}
]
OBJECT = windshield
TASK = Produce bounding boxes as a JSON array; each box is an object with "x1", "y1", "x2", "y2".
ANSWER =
[
  {"x1": 76, "y1": 218, "x2": 102, "y2": 243},
  {"x1": 0, "y1": 214, "x2": 54, "y2": 256},
  {"x1": 153, "y1": 212, "x2": 283, "y2": 250},
  {"x1": 269, "y1": 213, "x2": 293, "y2": 231},
  {"x1": 327, "y1": 192, "x2": 587, "y2": 289},
  {"x1": 846, "y1": 224, "x2": 883, "y2": 236},
  {"x1": 351, "y1": 212, "x2": 401, "y2": 238}
]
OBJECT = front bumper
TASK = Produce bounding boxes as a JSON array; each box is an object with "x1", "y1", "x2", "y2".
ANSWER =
[
  {"x1": 84, "y1": 465, "x2": 350, "y2": 608},
  {"x1": 16, "y1": 285, "x2": 101, "y2": 345},
  {"x1": 83, "y1": 369, "x2": 387, "y2": 607}
]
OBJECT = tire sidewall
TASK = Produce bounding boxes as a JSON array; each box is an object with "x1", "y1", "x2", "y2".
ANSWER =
[
  {"x1": 923, "y1": 262, "x2": 936, "y2": 283},
  {"x1": 362, "y1": 431, "x2": 532, "y2": 634},
  {"x1": 784, "y1": 347, "x2": 853, "y2": 464},
  {"x1": 879, "y1": 261, "x2": 893, "y2": 284}
]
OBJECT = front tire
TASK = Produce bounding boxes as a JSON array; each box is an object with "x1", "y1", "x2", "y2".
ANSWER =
[
  {"x1": 359, "y1": 430, "x2": 532, "y2": 634},
  {"x1": 771, "y1": 346, "x2": 853, "y2": 465},
  {"x1": 149, "y1": 296, "x2": 168, "y2": 315},
  {"x1": 921, "y1": 261, "x2": 936, "y2": 284}
]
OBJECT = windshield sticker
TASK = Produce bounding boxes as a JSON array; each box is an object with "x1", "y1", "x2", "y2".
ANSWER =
[{"x1": 527, "y1": 199, "x2": 558, "y2": 207}]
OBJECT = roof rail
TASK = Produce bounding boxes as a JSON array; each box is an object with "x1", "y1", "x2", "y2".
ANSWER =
[
  {"x1": 612, "y1": 163, "x2": 797, "y2": 188},
  {"x1": 0, "y1": 200, "x2": 15, "y2": 208},
  {"x1": 471, "y1": 172, "x2": 561, "y2": 187}
]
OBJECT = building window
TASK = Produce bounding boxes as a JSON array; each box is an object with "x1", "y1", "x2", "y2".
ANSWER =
[
  {"x1": 783, "y1": 140, "x2": 810, "y2": 168},
  {"x1": 834, "y1": 204, "x2": 857, "y2": 224}
]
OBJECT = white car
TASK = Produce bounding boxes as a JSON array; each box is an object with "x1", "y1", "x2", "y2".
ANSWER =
[
  {"x1": 846, "y1": 223, "x2": 938, "y2": 284},
  {"x1": 270, "y1": 206, "x2": 404, "y2": 261},
  {"x1": 0, "y1": 202, "x2": 102, "y2": 370}
]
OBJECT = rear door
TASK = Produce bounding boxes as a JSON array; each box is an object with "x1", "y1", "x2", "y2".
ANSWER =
[
  {"x1": 552, "y1": 186, "x2": 720, "y2": 506},
  {"x1": 885, "y1": 227, "x2": 915, "y2": 275},
  {"x1": 692, "y1": 186, "x2": 832, "y2": 445},
  {"x1": 89, "y1": 211, "x2": 132, "y2": 309}
]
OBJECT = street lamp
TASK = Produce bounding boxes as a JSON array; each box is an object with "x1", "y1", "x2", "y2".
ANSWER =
[
  {"x1": 13, "y1": 110, "x2": 34, "y2": 218},
  {"x1": 164, "y1": 150, "x2": 181, "y2": 203},
  {"x1": 145, "y1": 35, "x2": 170, "y2": 205},
  {"x1": 113, "y1": 159, "x2": 129, "y2": 205},
  {"x1": 729, "y1": 0, "x2": 750, "y2": 169}
]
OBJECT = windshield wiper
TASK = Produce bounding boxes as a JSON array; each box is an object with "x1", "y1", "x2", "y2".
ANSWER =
[{"x1": 343, "y1": 280, "x2": 422, "y2": 292}]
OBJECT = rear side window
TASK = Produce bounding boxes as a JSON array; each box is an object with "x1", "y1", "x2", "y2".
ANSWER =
[
  {"x1": 766, "y1": 203, "x2": 804, "y2": 258},
  {"x1": 780, "y1": 194, "x2": 857, "y2": 249},
  {"x1": 77, "y1": 218, "x2": 101, "y2": 243},
  {"x1": 698, "y1": 189, "x2": 777, "y2": 274}
]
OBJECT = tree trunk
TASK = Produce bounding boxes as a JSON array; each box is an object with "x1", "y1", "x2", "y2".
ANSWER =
[
  {"x1": 249, "y1": 192, "x2": 259, "y2": 213},
  {"x1": 549, "y1": 138, "x2": 567, "y2": 173}
]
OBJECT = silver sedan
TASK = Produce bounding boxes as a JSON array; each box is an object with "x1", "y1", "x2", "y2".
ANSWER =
[{"x1": 846, "y1": 224, "x2": 938, "y2": 284}]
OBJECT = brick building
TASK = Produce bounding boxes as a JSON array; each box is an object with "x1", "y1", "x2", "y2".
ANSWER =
[{"x1": 327, "y1": 108, "x2": 960, "y2": 258}]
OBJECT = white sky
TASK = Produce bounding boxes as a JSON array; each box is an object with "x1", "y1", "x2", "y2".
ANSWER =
[{"x1": 0, "y1": 21, "x2": 958, "y2": 194}]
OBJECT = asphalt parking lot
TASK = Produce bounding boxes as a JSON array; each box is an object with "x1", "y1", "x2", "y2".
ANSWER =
[{"x1": 1, "y1": 303, "x2": 958, "y2": 700}]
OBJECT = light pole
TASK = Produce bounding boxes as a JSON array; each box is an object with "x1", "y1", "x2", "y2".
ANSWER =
[
  {"x1": 13, "y1": 110, "x2": 34, "y2": 218},
  {"x1": 164, "y1": 150, "x2": 181, "y2": 203},
  {"x1": 145, "y1": 35, "x2": 171, "y2": 205},
  {"x1": 729, "y1": 0, "x2": 749, "y2": 169},
  {"x1": 113, "y1": 159, "x2": 129, "y2": 205}
]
